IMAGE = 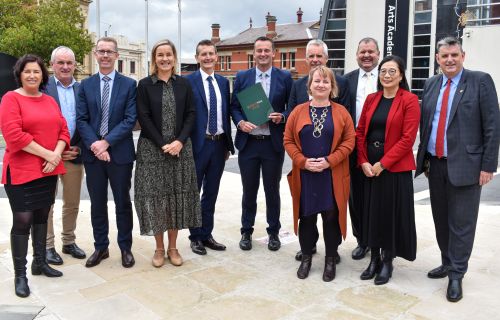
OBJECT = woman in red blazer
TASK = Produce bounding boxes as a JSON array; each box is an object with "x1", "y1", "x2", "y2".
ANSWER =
[
  {"x1": 0, "y1": 55, "x2": 70, "y2": 298},
  {"x1": 356, "y1": 55, "x2": 420, "y2": 285}
]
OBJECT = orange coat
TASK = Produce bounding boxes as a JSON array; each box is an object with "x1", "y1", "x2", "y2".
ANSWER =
[{"x1": 284, "y1": 101, "x2": 355, "y2": 238}]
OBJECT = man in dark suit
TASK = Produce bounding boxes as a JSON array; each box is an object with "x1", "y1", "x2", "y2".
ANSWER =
[
  {"x1": 43, "y1": 46, "x2": 86, "y2": 265},
  {"x1": 186, "y1": 40, "x2": 235, "y2": 255},
  {"x1": 416, "y1": 36, "x2": 500, "y2": 302},
  {"x1": 344, "y1": 37, "x2": 380, "y2": 260},
  {"x1": 76, "y1": 37, "x2": 137, "y2": 268},
  {"x1": 231, "y1": 36, "x2": 293, "y2": 251},
  {"x1": 288, "y1": 38, "x2": 350, "y2": 263}
]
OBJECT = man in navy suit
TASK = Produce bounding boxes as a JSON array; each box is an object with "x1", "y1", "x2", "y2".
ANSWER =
[
  {"x1": 186, "y1": 40, "x2": 235, "y2": 255},
  {"x1": 416, "y1": 37, "x2": 500, "y2": 302},
  {"x1": 44, "y1": 46, "x2": 86, "y2": 265},
  {"x1": 231, "y1": 36, "x2": 293, "y2": 251},
  {"x1": 76, "y1": 37, "x2": 137, "y2": 268},
  {"x1": 288, "y1": 38, "x2": 350, "y2": 263},
  {"x1": 344, "y1": 37, "x2": 380, "y2": 260}
]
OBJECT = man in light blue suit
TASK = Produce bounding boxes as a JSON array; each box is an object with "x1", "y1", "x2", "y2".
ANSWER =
[
  {"x1": 186, "y1": 40, "x2": 235, "y2": 255},
  {"x1": 231, "y1": 36, "x2": 293, "y2": 252},
  {"x1": 76, "y1": 37, "x2": 137, "y2": 269}
]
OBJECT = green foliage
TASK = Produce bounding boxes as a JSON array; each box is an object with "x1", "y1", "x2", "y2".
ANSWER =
[{"x1": 0, "y1": 0, "x2": 93, "y2": 64}]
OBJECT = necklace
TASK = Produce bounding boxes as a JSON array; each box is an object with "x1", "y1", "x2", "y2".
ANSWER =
[{"x1": 310, "y1": 106, "x2": 328, "y2": 138}]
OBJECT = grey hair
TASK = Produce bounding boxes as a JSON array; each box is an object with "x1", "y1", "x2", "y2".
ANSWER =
[
  {"x1": 357, "y1": 37, "x2": 380, "y2": 53},
  {"x1": 306, "y1": 39, "x2": 328, "y2": 57},
  {"x1": 436, "y1": 36, "x2": 464, "y2": 53},
  {"x1": 50, "y1": 46, "x2": 76, "y2": 63}
]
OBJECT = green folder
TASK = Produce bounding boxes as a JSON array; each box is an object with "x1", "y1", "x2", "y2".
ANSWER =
[{"x1": 236, "y1": 83, "x2": 273, "y2": 126}]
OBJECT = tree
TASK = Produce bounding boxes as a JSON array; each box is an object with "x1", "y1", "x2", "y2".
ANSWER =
[{"x1": 0, "y1": 0, "x2": 93, "y2": 64}]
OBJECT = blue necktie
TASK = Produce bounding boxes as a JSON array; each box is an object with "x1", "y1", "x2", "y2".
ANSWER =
[
  {"x1": 99, "y1": 76, "x2": 111, "y2": 137},
  {"x1": 207, "y1": 76, "x2": 217, "y2": 135}
]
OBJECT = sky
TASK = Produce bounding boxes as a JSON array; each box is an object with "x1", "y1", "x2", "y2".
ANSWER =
[{"x1": 87, "y1": 0, "x2": 325, "y2": 60}]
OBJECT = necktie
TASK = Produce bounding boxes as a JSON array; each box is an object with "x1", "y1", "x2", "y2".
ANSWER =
[
  {"x1": 363, "y1": 72, "x2": 374, "y2": 100},
  {"x1": 435, "y1": 79, "x2": 451, "y2": 158},
  {"x1": 99, "y1": 76, "x2": 111, "y2": 137},
  {"x1": 260, "y1": 73, "x2": 269, "y2": 97},
  {"x1": 207, "y1": 76, "x2": 217, "y2": 135}
]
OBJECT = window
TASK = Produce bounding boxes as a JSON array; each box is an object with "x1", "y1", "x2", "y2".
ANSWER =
[
  {"x1": 226, "y1": 56, "x2": 231, "y2": 70},
  {"x1": 280, "y1": 52, "x2": 287, "y2": 69},
  {"x1": 289, "y1": 52, "x2": 296, "y2": 69},
  {"x1": 221, "y1": 58, "x2": 225, "y2": 71},
  {"x1": 411, "y1": 0, "x2": 433, "y2": 99},
  {"x1": 247, "y1": 54, "x2": 254, "y2": 68},
  {"x1": 118, "y1": 60, "x2": 123, "y2": 73},
  {"x1": 130, "y1": 61, "x2": 136, "y2": 74},
  {"x1": 321, "y1": 0, "x2": 347, "y2": 74},
  {"x1": 466, "y1": 0, "x2": 500, "y2": 26}
]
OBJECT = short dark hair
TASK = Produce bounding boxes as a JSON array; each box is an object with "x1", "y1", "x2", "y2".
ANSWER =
[
  {"x1": 196, "y1": 39, "x2": 217, "y2": 56},
  {"x1": 254, "y1": 36, "x2": 275, "y2": 51},
  {"x1": 357, "y1": 37, "x2": 380, "y2": 53},
  {"x1": 377, "y1": 55, "x2": 409, "y2": 91},
  {"x1": 13, "y1": 54, "x2": 49, "y2": 90}
]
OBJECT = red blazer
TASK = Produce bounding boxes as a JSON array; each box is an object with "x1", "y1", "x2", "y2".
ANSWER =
[
  {"x1": 356, "y1": 88, "x2": 420, "y2": 172},
  {"x1": 0, "y1": 91, "x2": 70, "y2": 185}
]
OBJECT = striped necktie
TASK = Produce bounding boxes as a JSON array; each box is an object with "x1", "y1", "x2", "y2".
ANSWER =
[{"x1": 99, "y1": 75, "x2": 111, "y2": 137}]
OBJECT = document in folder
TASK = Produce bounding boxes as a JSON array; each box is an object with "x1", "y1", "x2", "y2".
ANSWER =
[{"x1": 236, "y1": 83, "x2": 273, "y2": 126}]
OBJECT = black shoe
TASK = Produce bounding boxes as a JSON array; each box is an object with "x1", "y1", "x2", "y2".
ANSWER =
[
  {"x1": 202, "y1": 237, "x2": 226, "y2": 251},
  {"x1": 121, "y1": 250, "x2": 135, "y2": 268},
  {"x1": 323, "y1": 256, "x2": 336, "y2": 282},
  {"x1": 427, "y1": 265, "x2": 449, "y2": 279},
  {"x1": 85, "y1": 249, "x2": 109, "y2": 268},
  {"x1": 268, "y1": 234, "x2": 281, "y2": 251},
  {"x1": 352, "y1": 245, "x2": 369, "y2": 260},
  {"x1": 295, "y1": 246, "x2": 317, "y2": 261},
  {"x1": 190, "y1": 240, "x2": 207, "y2": 255},
  {"x1": 11, "y1": 234, "x2": 30, "y2": 298},
  {"x1": 446, "y1": 278, "x2": 463, "y2": 302},
  {"x1": 239, "y1": 233, "x2": 252, "y2": 251},
  {"x1": 297, "y1": 254, "x2": 312, "y2": 279},
  {"x1": 62, "y1": 243, "x2": 86, "y2": 259},
  {"x1": 374, "y1": 260, "x2": 393, "y2": 285},
  {"x1": 31, "y1": 224, "x2": 63, "y2": 277},
  {"x1": 46, "y1": 247, "x2": 63, "y2": 265},
  {"x1": 360, "y1": 255, "x2": 382, "y2": 280}
]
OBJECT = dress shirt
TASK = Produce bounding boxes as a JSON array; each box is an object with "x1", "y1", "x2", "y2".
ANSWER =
[
  {"x1": 355, "y1": 68, "x2": 378, "y2": 127},
  {"x1": 55, "y1": 77, "x2": 77, "y2": 139},
  {"x1": 252, "y1": 67, "x2": 272, "y2": 136},
  {"x1": 427, "y1": 69, "x2": 463, "y2": 157},
  {"x1": 200, "y1": 69, "x2": 223, "y2": 135},
  {"x1": 99, "y1": 70, "x2": 116, "y2": 110}
]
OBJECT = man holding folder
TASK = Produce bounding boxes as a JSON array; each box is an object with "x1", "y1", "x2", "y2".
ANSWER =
[{"x1": 231, "y1": 36, "x2": 293, "y2": 252}]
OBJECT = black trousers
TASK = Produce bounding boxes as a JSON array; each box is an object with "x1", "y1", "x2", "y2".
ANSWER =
[{"x1": 299, "y1": 206, "x2": 342, "y2": 257}]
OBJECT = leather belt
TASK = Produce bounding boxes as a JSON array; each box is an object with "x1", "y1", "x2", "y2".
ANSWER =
[
  {"x1": 249, "y1": 134, "x2": 270, "y2": 140},
  {"x1": 205, "y1": 134, "x2": 224, "y2": 141},
  {"x1": 369, "y1": 141, "x2": 384, "y2": 148},
  {"x1": 426, "y1": 152, "x2": 447, "y2": 160}
]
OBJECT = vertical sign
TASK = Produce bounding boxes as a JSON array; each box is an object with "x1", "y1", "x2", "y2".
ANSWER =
[{"x1": 383, "y1": 0, "x2": 410, "y2": 60}]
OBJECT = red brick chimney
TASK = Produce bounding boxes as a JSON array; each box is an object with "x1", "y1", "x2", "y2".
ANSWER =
[
  {"x1": 211, "y1": 23, "x2": 220, "y2": 43},
  {"x1": 297, "y1": 7, "x2": 303, "y2": 23},
  {"x1": 266, "y1": 14, "x2": 277, "y2": 39}
]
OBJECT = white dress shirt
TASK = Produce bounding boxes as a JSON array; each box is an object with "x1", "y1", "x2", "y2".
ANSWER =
[
  {"x1": 200, "y1": 69, "x2": 224, "y2": 135},
  {"x1": 355, "y1": 68, "x2": 378, "y2": 127}
]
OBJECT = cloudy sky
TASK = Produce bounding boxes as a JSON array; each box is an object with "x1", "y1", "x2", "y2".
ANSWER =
[{"x1": 87, "y1": 0, "x2": 325, "y2": 60}]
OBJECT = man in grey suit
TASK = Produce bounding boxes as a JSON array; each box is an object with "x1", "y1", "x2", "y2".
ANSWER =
[
  {"x1": 44, "y1": 46, "x2": 86, "y2": 265},
  {"x1": 416, "y1": 37, "x2": 500, "y2": 302}
]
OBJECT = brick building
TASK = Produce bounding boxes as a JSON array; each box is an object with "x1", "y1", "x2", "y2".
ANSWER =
[{"x1": 212, "y1": 9, "x2": 320, "y2": 82}]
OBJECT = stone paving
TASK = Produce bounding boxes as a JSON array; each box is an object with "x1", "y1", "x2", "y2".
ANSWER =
[{"x1": 0, "y1": 171, "x2": 499, "y2": 319}]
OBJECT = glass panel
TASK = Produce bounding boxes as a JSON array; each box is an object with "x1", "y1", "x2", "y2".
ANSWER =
[
  {"x1": 415, "y1": 11, "x2": 432, "y2": 23},
  {"x1": 413, "y1": 46, "x2": 430, "y2": 56},
  {"x1": 415, "y1": 0, "x2": 432, "y2": 11},
  {"x1": 413, "y1": 57, "x2": 430, "y2": 68},
  {"x1": 329, "y1": 9, "x2": 346, "y2": 19},
  {"x1": 412, "y1": 79, "x2": 427, "y2": 89},
  {"x1": 324, "y1": 31, "x2": 346, "y2": 40},
  {"x1": 329, "y1": 59, "x2": 345, "y2": 69},
  {"x1": 331, "y1": 0, "x2": 346, "y2": 9},
  {"x1": 414, "y1": 23, "x2": 431, "y2": 34},
  {"x1": 327, "y1": 19, "x2": 346, "y2": 30},
  {"x1": 413, "y1": 35, "x2": 431, "y2": 46},
  {"x1": 412, "y1": 68, "x2": 429, "y2": 78},
  {"x1": 330, "y1": 50, "x2": 345, "y2": 59}
]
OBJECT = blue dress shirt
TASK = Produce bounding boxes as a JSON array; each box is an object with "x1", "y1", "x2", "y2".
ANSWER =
[{"x1": 55, "y1": 77, "x2": 77, "y2": 139}]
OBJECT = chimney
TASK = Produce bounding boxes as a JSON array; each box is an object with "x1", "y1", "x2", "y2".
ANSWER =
[
  {"x1": 297, "y1": 7, "x2": 303, "y2": 23},
  {"x1": 249, "y1": 17, "x2": 253, "y2": 29},
  {"x1": 266, "y1": 14, "x2": 277, "y2": 39},
  {"x1": 211, "y1": 23, "x2": 220, "y2": 43}
]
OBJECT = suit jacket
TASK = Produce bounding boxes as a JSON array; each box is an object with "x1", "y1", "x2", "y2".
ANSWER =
[
  {"x1": 76, "y1": 72, "x2": 137, "y2": 164},
  {"x1": 344, "y1": 69, "x2": 360, "y2": 121},
  {"x1": 44, "y1": 76, "x2": 82, "y2": 164},
  {"x1": 356, "y1": 89, "x2": 420, "y2": 172},
  {"x1": 230, "y1": 67, "x2": 293, "y2": 152},
  {"x1": 284, "y1": 101, "x2": 355, "y2": 237},
  {"x1": 185, "y1": 70, "x2": 234, "y2": 156},
  {"x1": 288, "y1": 74, "x2": 351, "y2": 111},
  {"x1": 136, "y1": 75, "x2": 196, "y2": 148},
  {"x1": 415, "y1": 69, "x2": 500, "y2": 186}
]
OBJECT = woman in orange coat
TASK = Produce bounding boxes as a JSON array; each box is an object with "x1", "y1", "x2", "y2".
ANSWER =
[{"x1": 284, "y1": 66, "x2": 355, "y2": 281}]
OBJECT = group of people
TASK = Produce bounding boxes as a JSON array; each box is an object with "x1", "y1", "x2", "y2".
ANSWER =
[{"x1": 1, "y1": 34, "x2": 498, "y2": 305}]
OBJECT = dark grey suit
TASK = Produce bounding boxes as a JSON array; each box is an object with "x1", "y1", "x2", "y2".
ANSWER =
[{"x1": 416, "y1": 68, "x2": 500, "y2": 279}]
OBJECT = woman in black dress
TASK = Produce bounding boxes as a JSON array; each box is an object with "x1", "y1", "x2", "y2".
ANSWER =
[{"x1": 355, "y1": 55, "x2": 420, "y2": 285}]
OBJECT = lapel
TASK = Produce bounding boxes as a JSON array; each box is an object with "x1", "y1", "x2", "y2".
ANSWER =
[
  {"x1": 384, "y1": 89, "x2": 404, "y2": 139},
  {"x1": 92, "y1": 73, "x2": 102, "y2": 112},
  {"x1": 448, "y1": 69, "x2": 467, "y2": 124},
  {"x1": 269, "y1": 67, "x2": 278, "y2": 107},
  {"x1": 72, "y1": 81, "x2": 79, "y2": 101},
  {"x1": 424, "y1": 75, "x2": 441, "y2": 133},
  {"x1": 108, "y1": 72, "x2": 121, "y2": 116},
  {"x1": 47, "y1": 77, "x2": 61, "y2": 106},
  {"x1": 194, "y1": 70, "x2": 208, "y2": 109}
]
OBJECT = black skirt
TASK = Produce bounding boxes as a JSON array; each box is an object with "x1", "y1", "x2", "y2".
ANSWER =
[{"x1": 4, "y1": 168, "x2": 58, "y2": 212}]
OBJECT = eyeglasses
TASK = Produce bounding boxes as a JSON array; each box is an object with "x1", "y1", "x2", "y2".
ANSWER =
[
  {"x1": 95, "y1": 50, "x2": 117, "y2": 56},
  {"x1": 380, "y1": 68, "x2": 398, "y2": 76}
]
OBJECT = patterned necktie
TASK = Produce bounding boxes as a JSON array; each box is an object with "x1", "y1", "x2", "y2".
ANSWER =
[
  {"x1": 207, "y1": 76, "x2": 217, "y2": 135},
  {"x1": 99, "y1": 75, "x2": 111, "y2": 137},
  {"x1": 435, "y1": 78, "x2": 451, "y2": 158},
  {"x1": 363, "y1": 72, "x2": 374, "y2": 100},
  {"x1": 260, "y1": 73, "x2": 269, "y2": 97}
]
